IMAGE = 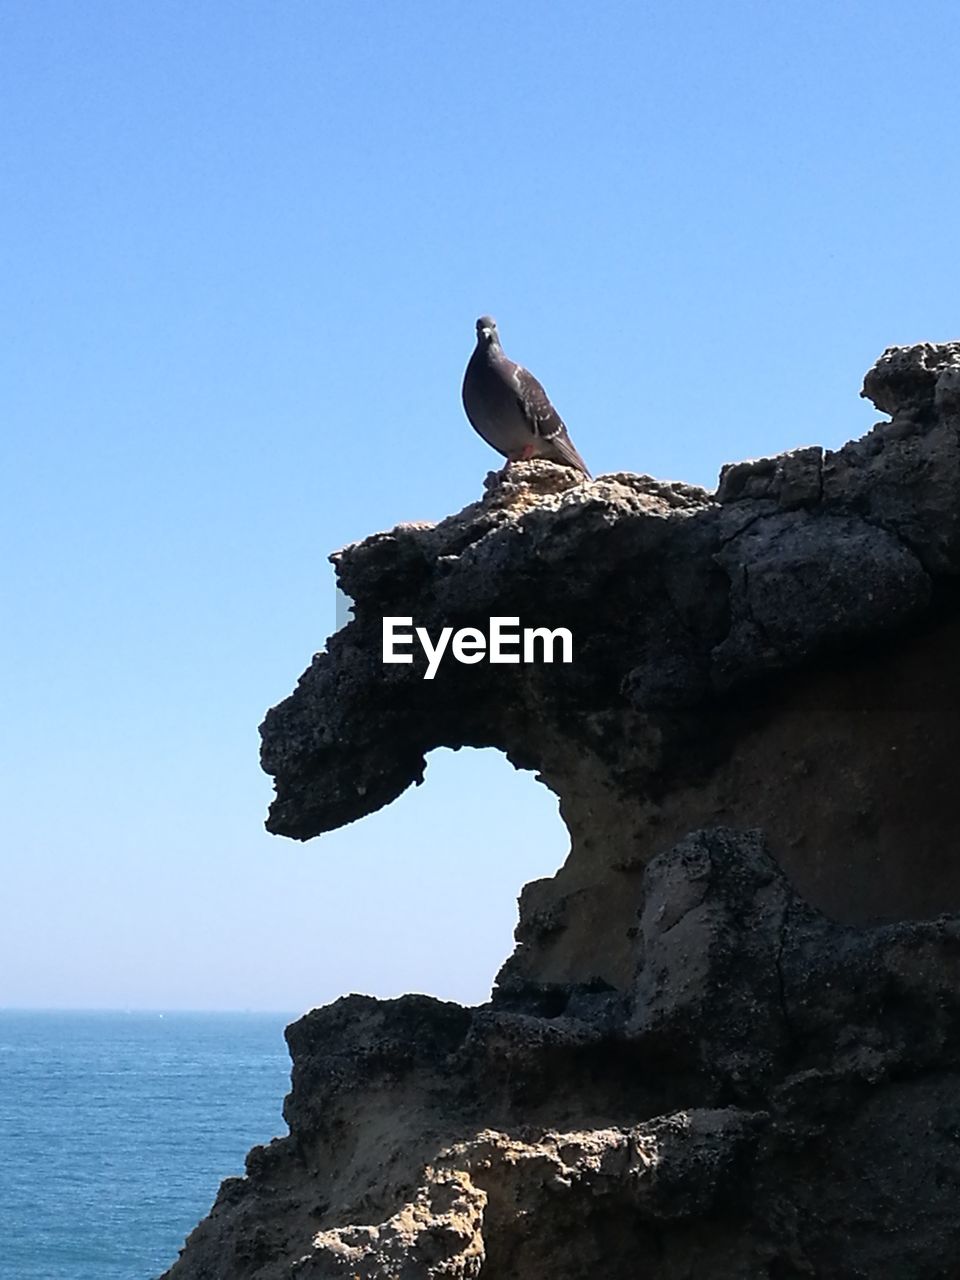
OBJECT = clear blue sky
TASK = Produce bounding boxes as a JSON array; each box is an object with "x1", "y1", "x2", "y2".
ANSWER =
[{"x1": 2, "y1": 1, "x2": 957, "y2": 1011}]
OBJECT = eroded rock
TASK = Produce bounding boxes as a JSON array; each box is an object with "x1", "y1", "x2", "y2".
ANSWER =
[
  {"x1": 162, "y1": 342, "x2": 960, "y2": 1279},
  {"x1": 163, "y1": 828, "x2": 960, "y2": 1279}
]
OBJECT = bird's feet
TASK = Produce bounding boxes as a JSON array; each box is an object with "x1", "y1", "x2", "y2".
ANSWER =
[{"x1": 499, "y1": 444, "x2": 537, "y2": 478}]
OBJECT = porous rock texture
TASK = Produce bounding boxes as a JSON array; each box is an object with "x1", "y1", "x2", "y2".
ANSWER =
[{"x1": 163, "y1": 342, "x2": 960, "y2": 1279}]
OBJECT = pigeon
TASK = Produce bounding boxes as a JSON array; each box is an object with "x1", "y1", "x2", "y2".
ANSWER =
[{"x1": 461, "y1": 316, "x2": 591, "y2": 477}]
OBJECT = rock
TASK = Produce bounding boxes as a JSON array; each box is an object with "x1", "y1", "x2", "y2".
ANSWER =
[
  {"x1": 259, "y1": 341, "x2": 960, "y2": 991},
  {"x1": 162, "y1": 828, "x2": 960, "y2": 1279},
  {"x1": 162, "y1": 341, "x2": 960, "y2": 1279},
  {"x1": 860, "y1": 340, "x2": 960, "y2": 418},
  {"x1": 302, "y1": 1171, "x2": 486, "y2": 1279},
  {"x1": 710, "y1": 509, "x2": 930, "y2": 685},
  {"x1": 716, "y1": 444, "x2": 823, "y2": 507}
]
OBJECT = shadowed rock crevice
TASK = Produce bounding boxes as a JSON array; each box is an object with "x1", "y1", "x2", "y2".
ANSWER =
[{"x1": 163, "y1": 342, "x2": 960, "y2": 1279}]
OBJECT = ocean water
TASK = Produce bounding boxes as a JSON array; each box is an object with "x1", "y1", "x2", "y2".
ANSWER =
[{"x1": 0, "y1": 1010, "x2": 295, "y2": 1280}]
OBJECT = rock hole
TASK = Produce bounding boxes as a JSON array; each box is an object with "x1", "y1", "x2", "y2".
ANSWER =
[{"x1": 293, "y1": 746, "x2": 568, "y2": 1006}]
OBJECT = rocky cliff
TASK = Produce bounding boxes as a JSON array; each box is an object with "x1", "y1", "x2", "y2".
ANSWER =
[{"x1": 163, "y1": 342, "x2": 960, "y2": 1279}]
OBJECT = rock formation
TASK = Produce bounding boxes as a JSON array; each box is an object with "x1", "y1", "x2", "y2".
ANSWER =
[{"x1": 162, "y1": 342, "x2": 960, "y2": 1279}]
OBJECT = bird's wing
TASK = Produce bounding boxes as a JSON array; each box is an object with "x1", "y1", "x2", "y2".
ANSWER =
[
  {"x1": 511, "y1": 363, "x2": 565, "y2": 441},
  {"x1": 511, "y1": 364, "x2": 591, "y2": 476}
]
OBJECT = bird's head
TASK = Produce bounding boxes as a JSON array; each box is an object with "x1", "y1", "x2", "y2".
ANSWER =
[{"x1": 475, "y1": 315, "x2": 500, "y2": 347}]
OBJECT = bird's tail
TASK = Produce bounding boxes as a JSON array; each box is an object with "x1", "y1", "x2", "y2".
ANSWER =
[{"x1": 550, "y1": 432, "x2": 591, "y2": 478}]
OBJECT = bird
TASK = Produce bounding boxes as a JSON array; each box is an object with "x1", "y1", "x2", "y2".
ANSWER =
[{"x1": 461, "y1": 316, "x2": 591, "y2": 478}]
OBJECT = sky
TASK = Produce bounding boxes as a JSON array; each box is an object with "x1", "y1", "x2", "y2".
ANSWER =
[{"x1": 1, "y1": 0, "x2": 958, "y2": 1012}]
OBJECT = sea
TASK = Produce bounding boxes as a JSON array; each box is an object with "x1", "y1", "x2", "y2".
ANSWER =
[{"x1": 0, "y1": 1009, "x2": 296, "y2": 1280}]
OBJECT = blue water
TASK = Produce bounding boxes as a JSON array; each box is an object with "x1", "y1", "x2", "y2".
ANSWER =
[{"x1": 0, "y1": 1010, "x2": 295, "y2": 1280}]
